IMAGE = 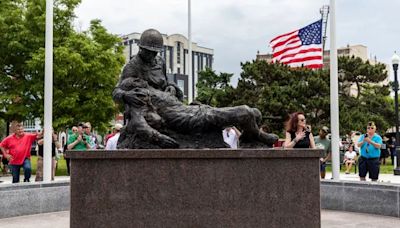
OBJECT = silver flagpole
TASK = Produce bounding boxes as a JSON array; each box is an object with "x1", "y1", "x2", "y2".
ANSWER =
[
  {"x1": 43, "y1": 0, "x2": 53, "y2": 182},
  {"x1": 330, "y1": 0, "x2": 340, "y2": 180},
  {"x1": 188, "y1": 0, "x2": 193, "y2": 103}
]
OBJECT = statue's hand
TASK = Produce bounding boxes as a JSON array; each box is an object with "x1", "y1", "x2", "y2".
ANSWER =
[
  {"x1": 165, "y1": 85, "x2": 176, "y2": 96},
  {"x1": 165, "y1": 84, "x2": 184, "y2": 101},
  {"x1": 154, "y1": 133, "x2": 179, "y2": 148}
]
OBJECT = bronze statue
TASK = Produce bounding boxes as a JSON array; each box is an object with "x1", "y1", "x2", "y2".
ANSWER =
[{"x1": 113, "y1": 29, "x2": 278, "y2": 149}]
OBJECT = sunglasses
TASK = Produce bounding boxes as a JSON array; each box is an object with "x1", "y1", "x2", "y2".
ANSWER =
[
  {"x1": 298, "y1": 119, "x2": 306, "y2": 122},
  {"x1": 367, "y1": 127, "x2": 375, "y2": 130}
]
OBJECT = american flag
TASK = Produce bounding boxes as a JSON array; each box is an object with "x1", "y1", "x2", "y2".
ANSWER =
[{"x1": 269, "y1": 20, "x2": 323, "y2": 69}]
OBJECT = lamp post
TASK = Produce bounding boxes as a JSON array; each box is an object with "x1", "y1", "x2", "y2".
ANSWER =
[{"x1": 392, "y1": 52, "x2": 400, "y2": 175}]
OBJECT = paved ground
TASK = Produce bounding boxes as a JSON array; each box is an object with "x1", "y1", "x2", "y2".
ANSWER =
[
  {"x1": 0, "y1": 210, "x2": 399, "y2": 228},
  {"x1": 1, "y1": 173, "x2": 400, "y2": 227},
  {"x1": 0, "y1": 174, "x2": 69, "y2": 184},
  {"x1": 2, "y1": 172, "x2": 400, "y2": 184},
  {"x1": 324, "y1": 172, "x2": 400, "y2": 184}
]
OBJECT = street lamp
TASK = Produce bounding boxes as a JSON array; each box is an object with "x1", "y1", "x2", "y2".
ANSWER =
[{"x1": 392, "y1": 52, "x2": 400, "y2": 175}]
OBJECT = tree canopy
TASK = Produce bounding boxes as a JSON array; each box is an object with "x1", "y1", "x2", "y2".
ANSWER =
[
  {"x1": 0, "y1": 0, "x2": 125, "y2": 132},
  {"x1": 196, "y1": 56, "x2": 394, "y2": 137},
  {"x1": 196, "y1": 67, "x2": 235, "y2": 107}
]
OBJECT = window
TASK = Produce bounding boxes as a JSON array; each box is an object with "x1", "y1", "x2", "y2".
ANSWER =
[
  {"x1": 177, "y1": 42, "x2": 181, "y2": 64},
  {"x1": 177, "y1": 79, "x2": 185, "y2": 94}
]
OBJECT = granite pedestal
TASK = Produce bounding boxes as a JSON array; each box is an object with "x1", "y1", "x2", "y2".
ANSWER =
[{"x1": 67, "y1": 149, "x2": 322, "y2": 228}]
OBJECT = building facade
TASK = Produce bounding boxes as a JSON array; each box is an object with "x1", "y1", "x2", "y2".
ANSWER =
[{"x1": 121, "y1": 32, "x2": 214, "y2": 102}]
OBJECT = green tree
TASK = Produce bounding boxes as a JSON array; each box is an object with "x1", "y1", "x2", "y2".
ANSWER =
[
  {"x1": 196, "y1": 67, "x2": 234, "y2": 106},
  {"x1": 0, "y1": 119, "x2": 5, "y2": 140},
  {"x1": 196, "y1": 56, "x2": 393, "y2": 138},
  {"x1": 338, "y1": 56, "x2": 394, "y2": 135},
  {"x1": 230, "y1": 61, "x2": 330, "y2": 136},
  {"x1": 0, "y1": 0, "x2": 125, "y2": 132}
]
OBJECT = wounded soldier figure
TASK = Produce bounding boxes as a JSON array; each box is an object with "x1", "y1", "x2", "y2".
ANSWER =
[{"x1": 112, "y1": 29, "x2": 278, "y2": 149}]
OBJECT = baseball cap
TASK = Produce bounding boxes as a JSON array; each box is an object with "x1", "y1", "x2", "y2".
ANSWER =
[
  {"x1": 367, "y1": 121, "x2": 376, "y2": 128},
  {"x1": 321, "y1": 126, "x2": 329, "y2": 133}
]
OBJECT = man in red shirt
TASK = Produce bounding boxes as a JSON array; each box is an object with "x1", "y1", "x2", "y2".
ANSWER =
[{"x1": 0, "y1": 123, "x2": 40, "y2": 183}]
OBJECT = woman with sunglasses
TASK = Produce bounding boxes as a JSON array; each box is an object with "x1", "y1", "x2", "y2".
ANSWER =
[{"x1": 284, "y1": 112, "x2": 316, "y2": 149}]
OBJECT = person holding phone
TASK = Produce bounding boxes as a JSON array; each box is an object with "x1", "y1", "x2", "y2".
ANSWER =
[
  {"x1": 67, "y1": 123, "x2": 91, "y2": 151},
  {"x1": 284, "y1": 112, "x2": 316, "y2": 149},
  {"x1": 357, "y1": 121, "x2": 382, "y2": 181}
]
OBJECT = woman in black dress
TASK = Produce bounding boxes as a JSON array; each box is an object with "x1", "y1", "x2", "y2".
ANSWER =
[{"x1": 284, "y1": 112, "x2": 316, "y2": 149}]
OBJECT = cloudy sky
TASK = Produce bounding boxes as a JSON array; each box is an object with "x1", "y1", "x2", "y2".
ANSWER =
[{"x1": 75, "y1": 0, "x2": 400, "y2": 85}]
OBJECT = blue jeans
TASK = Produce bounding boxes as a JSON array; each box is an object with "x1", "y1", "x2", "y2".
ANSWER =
[{"x1": 10, "y1": 158, "x2": 31, "y2": 183}]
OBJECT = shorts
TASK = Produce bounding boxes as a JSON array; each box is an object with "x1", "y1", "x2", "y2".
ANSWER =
[
  {"x1": 358, "y1": 156, "x2": 380, "y2": 180},
  {"x1": 2, "y1": 156, "x2": 8, "y2": 165}
]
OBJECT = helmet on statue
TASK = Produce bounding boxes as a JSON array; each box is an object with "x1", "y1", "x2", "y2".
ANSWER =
[{"x1": 138, "y1": 29, "x2": 164, "y2": 52}]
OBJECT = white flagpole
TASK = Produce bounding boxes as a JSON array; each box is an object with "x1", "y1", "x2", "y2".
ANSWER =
[
  {"x1": 330, "y1": 0, "x2": 340, "y2": 180},
  {"x1": 188, "y1": 0, "x2": 193, "y2": 103},
  {"x1": 44, "y1": 0, "x2": 53, "y2": 182}
]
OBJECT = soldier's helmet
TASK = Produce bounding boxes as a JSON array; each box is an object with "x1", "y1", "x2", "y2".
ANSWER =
[{"x1": 138, "y1": 29, "x2": 163, "y2": 52}]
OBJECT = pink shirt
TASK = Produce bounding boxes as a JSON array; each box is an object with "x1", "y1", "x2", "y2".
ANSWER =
[{"x1": 0, "y1": 133, "x2": 37, "y2": 165}]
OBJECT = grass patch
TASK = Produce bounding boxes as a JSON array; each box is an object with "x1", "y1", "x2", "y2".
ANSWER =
[
  {"x1": 326, "y1": 157, "x2": 397, "y2": 174},
  {"x1": 29, "y1": 155, "x2": 68, "y2": 176}
]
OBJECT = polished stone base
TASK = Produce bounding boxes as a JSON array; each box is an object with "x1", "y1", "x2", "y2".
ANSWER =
[
  {"x1": 0, "y1": 181, "x2": 69, "y2": 219},
  {"x1": 67, "y1": 149, "x2": 322, "y2": 228},
  {"x1": 321, "y1": 180, "x2": 400, "y2": 217}
]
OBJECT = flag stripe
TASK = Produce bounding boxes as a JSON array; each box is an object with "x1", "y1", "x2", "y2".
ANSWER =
[
  {"x1": 280, "y1": 48, "x2": 323, "y2": 61},
  {"x1": 272, "y1": 39, "x2": 301, "y2": 54},
  {"x1": 272, "y1": 44, "x2": 302, "y2": 59},
  {"x1": 282, "y1": 56, "x2": 322, "y2": 64},
  {"x1": 287, "y1": 59, "x2": 323, "y2": 68},
  {"x1": 274, "y1": 44, "x2": 322, "y2": 59},
  {"x1": 270, "y1": 29, "x2": 298, "y2": 45},
  {"x1": 271, "y1": 33, "x2": 299, "y2": 49}
]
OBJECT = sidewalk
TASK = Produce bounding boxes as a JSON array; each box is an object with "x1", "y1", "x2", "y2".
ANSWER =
[
  {"x1": 0, "y1": 210, "x2": 399, "y2": 228},
  {"x1": 2, "y1": 173, "x2": 400, "y2": 185},
  {"x1": 324, "y1": 172, "x2": 400, "y2": 184},
  {"x1": 0, "y1": 175, "x2": 70, "y2": 184}
]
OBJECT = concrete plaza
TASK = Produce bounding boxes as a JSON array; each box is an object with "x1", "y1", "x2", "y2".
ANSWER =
[
  {"x1": 0, "y1": 210, "x2": 399, "y2": 228},
  {"x1": 2, "y1": 172, "x2": 400, "y2": 185},
  {"x1": 1, "y1": 172, "x2": 400, "y2": 227}
]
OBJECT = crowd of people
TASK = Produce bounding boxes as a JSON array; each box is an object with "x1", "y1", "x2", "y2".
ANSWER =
[
  {"x1": 224, "y1": 111, "x2": 393, "y2": 182},
  {"x1": 0, "y1": 113, "x2": 396, "y2": 183},
  {"x1": 0, "y1": 122, "x2": 123, "y2": 183}
]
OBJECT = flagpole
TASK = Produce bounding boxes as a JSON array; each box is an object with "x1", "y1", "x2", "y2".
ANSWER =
[
  {"x1": 330, "y1": 0, "x2": 340, "y2": 180},
  {"x1": 188, "y1": 0, "x2": 193, "y2": 103},
  {"x1": 44, "y1": 0, "x2": 53, "y2": 182}
]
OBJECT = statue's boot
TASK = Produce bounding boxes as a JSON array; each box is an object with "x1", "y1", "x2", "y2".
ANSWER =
[{"x1": 258, "y1": 131, "x2": 279, "y2": 147}]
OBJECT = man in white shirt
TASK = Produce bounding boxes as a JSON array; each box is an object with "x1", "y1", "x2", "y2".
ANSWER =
[
  {"x1": 105, "y1": 124, "x2": 123, "y2": 150},
  {"x1": 222, "y1": 126, "x2": 241, "y2": 149}
]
